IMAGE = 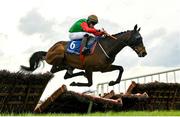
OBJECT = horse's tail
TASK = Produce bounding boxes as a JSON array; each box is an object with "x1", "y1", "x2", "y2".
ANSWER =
[{"x1": 21, "y1": 51, "x2": 47, "y2": 72}]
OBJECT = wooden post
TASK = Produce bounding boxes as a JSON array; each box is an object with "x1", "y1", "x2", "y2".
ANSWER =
[{"x1": 87, "y1": 101, "x2": 93, "y2": 113}]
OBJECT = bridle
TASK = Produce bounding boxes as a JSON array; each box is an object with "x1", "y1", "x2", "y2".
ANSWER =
[
  {"x1": 98, "y1": 31, "x2": 145, "y2": 60},
  {"x1": 127, "y1": 33, "x2": 146, "y2": 54},
  {"x1": 112, "y1": 31, "x2": 142, "y2": 48}
]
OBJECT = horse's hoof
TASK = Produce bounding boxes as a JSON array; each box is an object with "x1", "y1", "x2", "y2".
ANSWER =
[
  {"x1": 45, "y1": 71, "x2": 53, "y2": 75},
  {"x1": 108, "y1": 81, "x2": 117, "y2": 86},
  {"x1": 64, "y1": 74, "x2": 71, "y2": 79},
  {"x1": 70, "y1": 82, "x2": 76, "y2": 86},
  {"x1": 79, "y1": 71, "x2": 85, "y2": 75}
]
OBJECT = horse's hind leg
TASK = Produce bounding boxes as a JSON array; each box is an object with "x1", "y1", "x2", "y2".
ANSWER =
[
  {"x1": 64, "y1": 70, "x2": 85, "y2": 79},
  {"x1": 70, "y1": 70, "x2": 92, "y2": 87},
  {"x1": 50, "y1": 55, "x2": 64, "y2": 73},
  {"x1": 101, "y1": 65, "x2": 124, "y2": 86},
  {"x1": 50, "y1": 64, "x2": 66, "y2": 73}
]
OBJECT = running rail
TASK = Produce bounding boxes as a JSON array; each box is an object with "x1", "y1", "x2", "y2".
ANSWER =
[{"x1": 96, "y1": 67, "x2": 180, "y2": 96}]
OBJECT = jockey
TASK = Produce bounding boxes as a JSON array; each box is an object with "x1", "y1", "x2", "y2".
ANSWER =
[{"x1": 69, "y1": 15, "x2": 104, "y2": 55}]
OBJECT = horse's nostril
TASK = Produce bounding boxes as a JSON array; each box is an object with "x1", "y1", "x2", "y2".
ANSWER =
[{"x1": 142, "y1": 52, "x2": 147, "y2": 56}]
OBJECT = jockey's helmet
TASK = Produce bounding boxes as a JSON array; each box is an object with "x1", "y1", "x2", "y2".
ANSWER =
[{"x1": 87, "y1": 15, "x2": 98, "y2": 25}]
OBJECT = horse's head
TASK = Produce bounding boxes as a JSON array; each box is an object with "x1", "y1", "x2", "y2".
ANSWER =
[{"x1": 128, "y1": 25, "x2": 147, "y2": 57}]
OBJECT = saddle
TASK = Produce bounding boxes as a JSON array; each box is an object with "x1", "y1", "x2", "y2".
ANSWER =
[{"x1": 67, "y1": 37, "x2": 98, "y2": 55}]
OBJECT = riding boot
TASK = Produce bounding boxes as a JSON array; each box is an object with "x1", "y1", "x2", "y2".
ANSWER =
[{"x1": 81, "y1": 35, "x2": 90, "y2": 55}]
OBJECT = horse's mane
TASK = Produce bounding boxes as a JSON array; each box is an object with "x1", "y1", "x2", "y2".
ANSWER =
[{"x1": 112, "y1": 30, "x2": 131, "y2": 37}]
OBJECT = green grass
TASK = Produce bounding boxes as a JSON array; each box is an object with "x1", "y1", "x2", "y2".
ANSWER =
[{"x1": 1, "y1": 110, "x2": 180, "y2": 116}]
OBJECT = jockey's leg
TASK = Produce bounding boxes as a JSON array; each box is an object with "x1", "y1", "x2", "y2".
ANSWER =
[
  {"x1": 81, "y1": 35, "x2": 94, "y2": 55},
  {"x1": 81, "y1": 34, "x2": 89, "y2": 54}
]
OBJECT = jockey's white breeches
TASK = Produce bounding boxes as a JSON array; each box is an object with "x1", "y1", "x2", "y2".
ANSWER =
[{"x1": 69, "y1": 32, "x2": 95, "y2": 40}]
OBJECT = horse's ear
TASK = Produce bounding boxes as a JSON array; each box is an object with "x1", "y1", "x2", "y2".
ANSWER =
[
  {"x1": 138, "y1": 27, "x2": 141, "y2": 32},
  {"x1": 134, "y1": 24, "x2": 138, "y2": 31}
]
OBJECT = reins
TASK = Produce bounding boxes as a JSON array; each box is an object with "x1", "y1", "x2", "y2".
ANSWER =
[
  {"x1": 98, "y1": 31, "x2": 135, "y2": 60},
  {"x1": 98, "y1": 42, "x2": 110, "y2": 59},
  {"x1": 104, "y1": 31, "x2": 129, "y2": 46}
]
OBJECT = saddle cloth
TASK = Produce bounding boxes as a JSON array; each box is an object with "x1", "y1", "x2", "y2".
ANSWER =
[{"x1": 67, "y1": 38, "x2": 97, "y2": 55}]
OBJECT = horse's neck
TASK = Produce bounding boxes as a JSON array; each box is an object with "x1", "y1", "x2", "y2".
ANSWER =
[{"x1": 99, "y1": 32, "x2": 131, "y2": 59}]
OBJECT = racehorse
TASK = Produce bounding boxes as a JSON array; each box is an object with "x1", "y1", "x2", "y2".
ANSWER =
[{"x1": 21, "y1": 25, "x2": 147, "y2": 87}]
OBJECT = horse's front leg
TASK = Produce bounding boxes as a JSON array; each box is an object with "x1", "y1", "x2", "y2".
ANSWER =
[
  {"x1": 101, "y1": 65, "x2": 124, "y2": 86},
  {"x1": 70, "y1": 70, "x2": 93, "y2": 87}
]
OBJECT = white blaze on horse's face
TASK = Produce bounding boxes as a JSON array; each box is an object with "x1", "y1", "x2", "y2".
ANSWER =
[{"x1": 131, "y1": 31, "x2": 147, "y2": 57}]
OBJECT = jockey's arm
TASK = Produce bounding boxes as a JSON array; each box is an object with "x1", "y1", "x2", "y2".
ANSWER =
[{"x1": 80, "y1": 22, "x2": 103, "y2": 36}]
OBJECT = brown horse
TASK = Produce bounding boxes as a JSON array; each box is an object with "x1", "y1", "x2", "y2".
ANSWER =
[{"x1": 21, "y1": 25, "x2": 147, "y2": 87}]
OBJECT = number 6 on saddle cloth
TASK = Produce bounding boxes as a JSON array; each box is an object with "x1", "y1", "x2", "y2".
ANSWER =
[{"x1": 67, "y1": 37, "x2": 98, "y2": 55}]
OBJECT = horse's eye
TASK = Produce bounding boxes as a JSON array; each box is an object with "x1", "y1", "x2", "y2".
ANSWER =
[{"x1": 136, "y1": 35, "x2": 141, "y2": 38}]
